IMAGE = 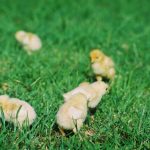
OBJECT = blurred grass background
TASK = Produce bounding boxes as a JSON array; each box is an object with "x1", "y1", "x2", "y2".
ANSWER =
[{"x1": 0, "y1": 0, "x2": 150, "y2": 149}]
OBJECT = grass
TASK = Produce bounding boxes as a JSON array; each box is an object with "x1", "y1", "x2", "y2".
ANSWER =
[{"x1": 0, "y1": 0, "x2": 150, "y2": 149}]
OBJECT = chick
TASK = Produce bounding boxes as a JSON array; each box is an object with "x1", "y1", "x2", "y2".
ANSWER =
[
  {"x1": 90, "y1": 49, "x2": 115, "y2": 81},
  {"x1": 63, "y1": 81, "x2": 108, "y2": 108},
  {"x1": 56, "y1": 93, "x2": 88, "y2": 134},
  {"x1": 63, "y1": 82, "x2": 91, "y2": 101},
  {"x1": 0, "y1": 95, "x2": 36, "y2": 127},
  {"x1": 15, "y1": 30, "x2": 42, "y2": 54},
  {"x1": 88, "y1": 81, "x2": 108, "y2": 108}
]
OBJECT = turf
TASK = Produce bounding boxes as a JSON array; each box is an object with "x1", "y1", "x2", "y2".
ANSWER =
[{"x1": 0, "y1": 0, "x2": 150, "y2": 149}]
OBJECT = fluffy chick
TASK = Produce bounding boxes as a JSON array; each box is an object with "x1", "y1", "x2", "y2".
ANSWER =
[
  {"x1": 90, "y1": 49, "x2": 115, "y2": 80},
  {"x1": 15, "y1": 30, "x2": 42, "y2": 54},
  {"x1": 56, "y1": 93, "x2": 88, "y2": 133},
  {"x1": 0, "y1": 95, "x2": 36, "y2": 127},
  {"x1": 63, "y1": 82, "x2": 91, "y2": 101},
  {"x1": 63, "y1": 81, "x2": 108, "y2": 108},
  {"x1": 88, "y1": 81, "x2": 108, "y2": 108}
]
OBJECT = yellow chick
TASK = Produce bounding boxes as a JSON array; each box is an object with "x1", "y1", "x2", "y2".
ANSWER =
[
  {"x1": 90, "y1": 49, "x2": 115, "y2": 81},
  {"x1": 56, "y1": 93, "x2": 88, "y2": 134},
  {"x1": 63, "y1": 81, "x2": 108, "y2": 108},
  {"x1": 15, "y1": 30, "x2": 42, "y2": 54},
  {"x1": 0, "y1": 95, "x2": 36, "y2": 127}
]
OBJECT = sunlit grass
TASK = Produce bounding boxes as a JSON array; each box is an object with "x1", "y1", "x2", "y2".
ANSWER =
[{"x1": 0, "y1": 0, "x2": 149, "y2": 149}]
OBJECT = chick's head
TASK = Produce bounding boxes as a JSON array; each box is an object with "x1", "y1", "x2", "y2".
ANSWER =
[
  {"x1": 92, "y1": 81, "x2": 108, "y2": 94},
  {"x1": 90, "y1": 49, "x2": 105, "y2": 63},
  {"x1": 15, "y1": 31, "x2": 26, "y2": 41}
]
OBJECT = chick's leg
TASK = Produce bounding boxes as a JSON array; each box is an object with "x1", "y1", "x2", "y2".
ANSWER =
[
  {"x1": 91, "y1": 115, "x2": 95, "y2": 123},
  {"x1": 59, "y1": 127, "x2": 65, "y2": 136},
  {"x1": 73, "y1": 119, "x2": 83, "y2": 133},
  {"x1": 77, "y1": 119, "x2": 83, "y2": 131},
  {"x1": 73, "y1": 128, "x2": 77, "y2": 133},
  {"x1": 96, "y1": 75, "x2": 102, "y2": 81}
]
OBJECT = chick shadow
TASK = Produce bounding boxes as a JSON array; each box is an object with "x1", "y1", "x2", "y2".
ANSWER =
[
  {"x1": 0, "y1": 118, "x2": 37, "y2": 133},
  {"x1": 83, "y1": 72, "x2": 110, "y2": 84},
  {"x1": 83, "y1": 72, "x2": 96, "y2": 82},
  {"x1": 102, "y1": 77, "x2": 110, "y2": 83},
  {"x1": 0, "y1": 119, "x2": 15, "y2": 131},
  {"x1": 89, "y1": 108, "x2": 97, "y2": 116},
  {"x1": 52, "y1": 123, "x2": 74, "y2": 137}
]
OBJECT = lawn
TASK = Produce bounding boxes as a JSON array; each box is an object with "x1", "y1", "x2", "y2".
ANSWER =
[{"x1": 0, "y1": 0, "x2": 150, "y2": 149}]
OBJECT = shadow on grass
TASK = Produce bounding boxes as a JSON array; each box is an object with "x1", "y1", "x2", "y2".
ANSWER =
[
  {"x1": 52, "y1": 123, "x2": 74, "y2": 137},
  {"x1": 83, "y1": 71, "x2": 111, "y2": 84}
]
